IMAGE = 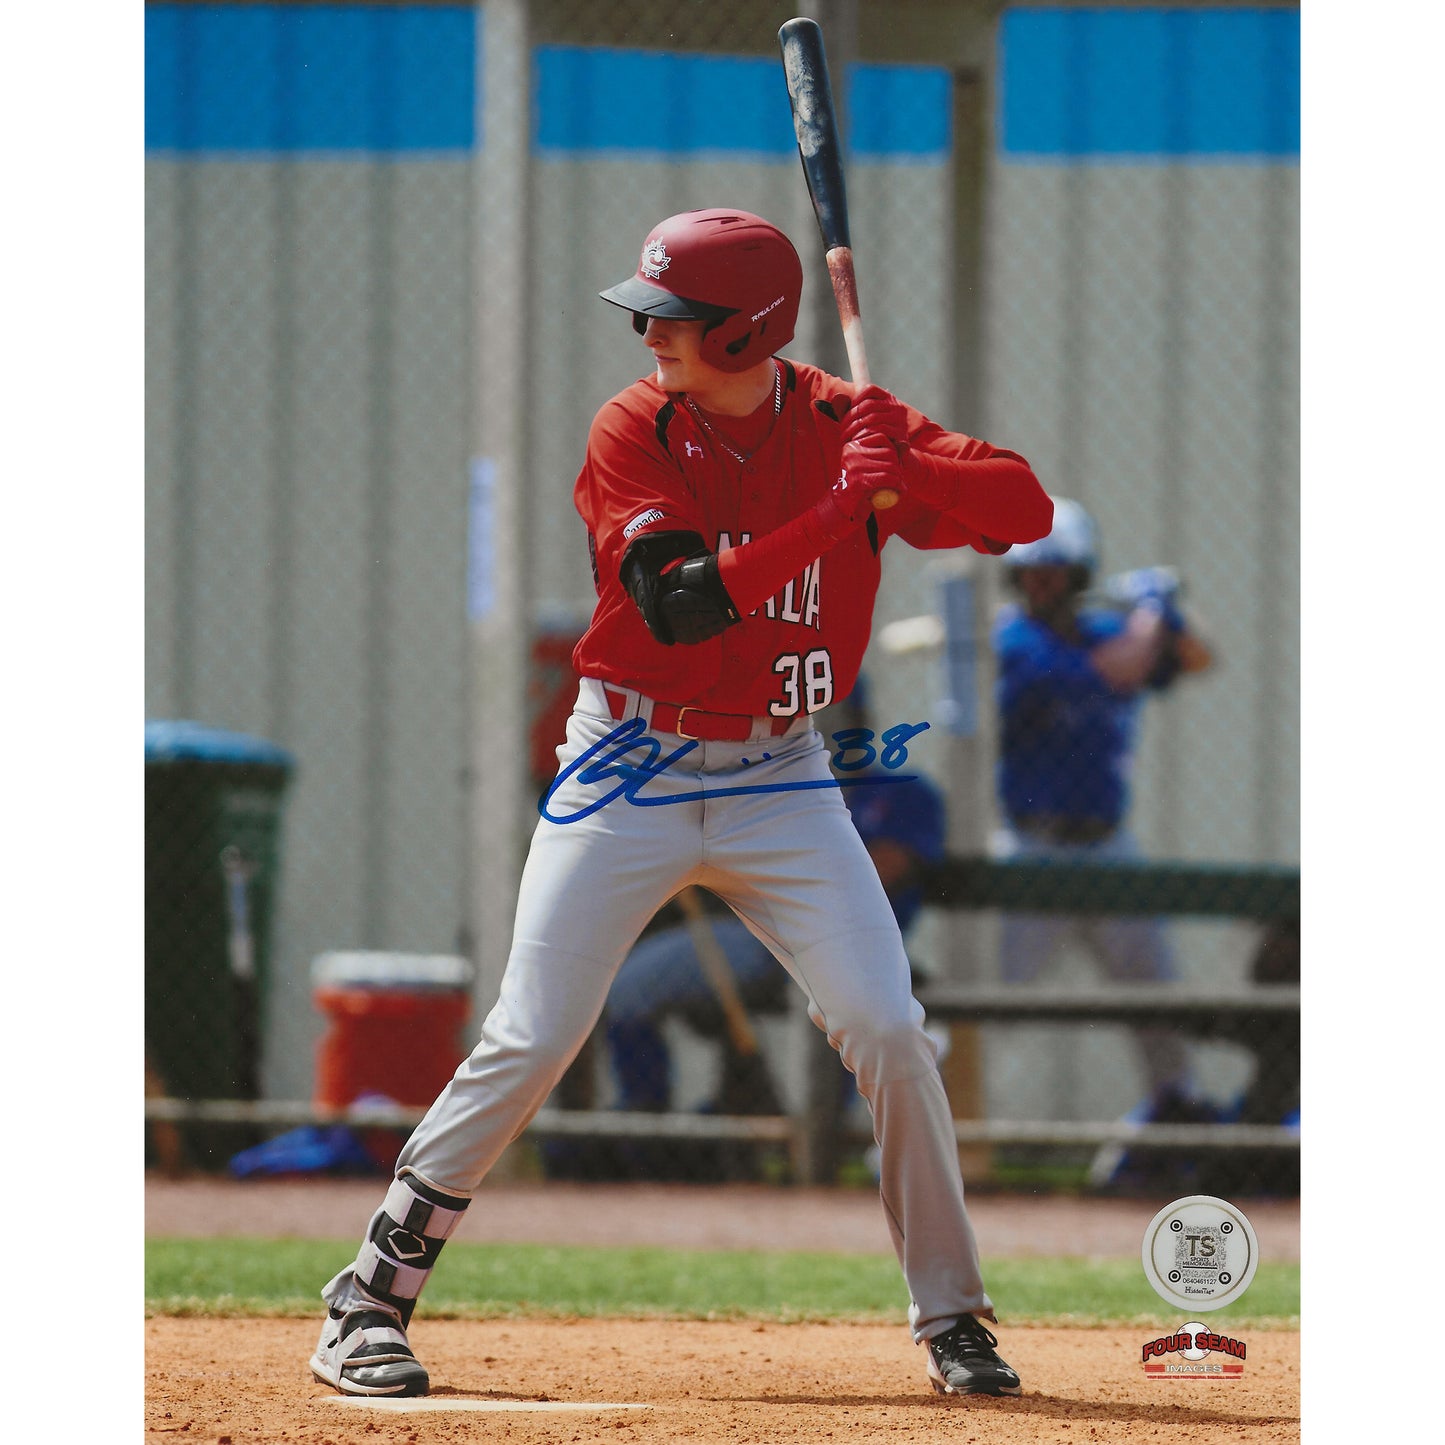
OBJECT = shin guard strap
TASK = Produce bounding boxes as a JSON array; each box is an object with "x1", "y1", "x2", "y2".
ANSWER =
[{"x1": 353, "y1": 1173, "x2": 470, "y2": 1324}]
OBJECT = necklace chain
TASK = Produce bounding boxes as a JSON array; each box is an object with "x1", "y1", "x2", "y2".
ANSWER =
[{"x1": 685, "y1": 363, "x2": 783, "y2": 463}]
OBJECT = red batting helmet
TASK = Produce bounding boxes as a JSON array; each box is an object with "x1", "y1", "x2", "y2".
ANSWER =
[{"x1": 599, "y1": 208, "x2": 803, "y2": 373}]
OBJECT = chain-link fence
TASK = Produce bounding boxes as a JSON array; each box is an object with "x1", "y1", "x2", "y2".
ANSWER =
[{"x1": 145, "y1": 0, "x2": 1298, "y2": 1197}]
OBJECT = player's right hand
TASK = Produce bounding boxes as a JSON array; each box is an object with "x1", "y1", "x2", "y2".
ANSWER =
[{"x1": 844, "y1": 385, "x2": 910, "y2": 453}]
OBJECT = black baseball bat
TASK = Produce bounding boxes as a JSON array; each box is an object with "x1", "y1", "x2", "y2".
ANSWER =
[{"x1": 778, "y1": 15, "x2": 897, "y2": 507}]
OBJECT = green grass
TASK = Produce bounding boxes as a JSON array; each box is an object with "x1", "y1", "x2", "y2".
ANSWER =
[{"x1": 146, "y1": 1237, "x2": 1298, "y2": 1330}]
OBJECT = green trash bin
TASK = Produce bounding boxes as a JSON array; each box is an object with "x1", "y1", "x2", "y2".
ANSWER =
[{"x1": 145, "y1": 720, "x2": 295, "y2": 1167}]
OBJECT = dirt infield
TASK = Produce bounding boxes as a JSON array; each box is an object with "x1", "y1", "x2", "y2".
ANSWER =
[
  {"x1": 146, "y1": 1317, "x2": 1300, "y2": 1444},
  {"x1": 145, "y1": 1177, "x2": 1301, "y2": 1442}
]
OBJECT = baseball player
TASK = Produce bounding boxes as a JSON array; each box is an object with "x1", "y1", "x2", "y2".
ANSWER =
[
  {"x1": 990, "y1": 498, "x2": 1217, "y2": 1178},
  {"x1": 309, "y1": 208, "x2": 1052, "y2": 1401}
]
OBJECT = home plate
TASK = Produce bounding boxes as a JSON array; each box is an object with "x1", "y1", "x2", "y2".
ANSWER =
[{"x1": 325, "y1": 1397, "x2": 650, "y2": 1414}]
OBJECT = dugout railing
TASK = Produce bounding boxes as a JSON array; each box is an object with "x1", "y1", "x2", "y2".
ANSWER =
[
  {"x1": 910, "y1": 857, "x2": 1298, "y2": 1176},
  {"x1": 145, "y1": 857, "x2": 1299, "y2": 1190}
]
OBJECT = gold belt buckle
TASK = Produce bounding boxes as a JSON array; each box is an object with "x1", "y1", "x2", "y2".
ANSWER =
[{"x1": 675, "y1": 707, "x2": 705, "y2": 740}]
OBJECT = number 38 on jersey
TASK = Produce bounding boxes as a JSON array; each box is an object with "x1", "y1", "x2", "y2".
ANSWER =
[{"x1": 771, "y1": 649, "x2": 834, "y2": 716}]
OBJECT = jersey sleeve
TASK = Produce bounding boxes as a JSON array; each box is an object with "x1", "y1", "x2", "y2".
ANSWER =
[
  {"x1": 876, "y1": 410, "x2": 1052, "y2": 553},
  {"x1": 574, "y1": 391, "x2": 706, "y2": 592}
]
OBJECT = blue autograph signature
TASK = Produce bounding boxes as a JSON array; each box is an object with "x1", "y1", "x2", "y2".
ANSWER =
[{"x1": 539, "y1": 717, "x2": 931, "y2": 825}]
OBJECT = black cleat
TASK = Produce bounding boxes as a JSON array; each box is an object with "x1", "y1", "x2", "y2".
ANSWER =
[{"x1": 925, "y1": 1315, "x2": 1022, "y2": 1397}]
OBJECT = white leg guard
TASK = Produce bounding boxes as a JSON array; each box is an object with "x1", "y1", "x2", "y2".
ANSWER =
[{"x1": 335, "y1": 1170, "x2": 471, "y2": 1326}]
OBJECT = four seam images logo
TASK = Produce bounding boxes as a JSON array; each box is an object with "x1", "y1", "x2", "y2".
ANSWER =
[{"x1": 1141, "y1": 1321, "x2": 1247, "y2": 1380}]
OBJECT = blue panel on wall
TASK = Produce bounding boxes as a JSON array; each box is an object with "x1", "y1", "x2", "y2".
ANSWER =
[
  {"x1": 145, "y1": 10, "x2": 950, "y2": 160},
  {"x1": 998, "y1": 6, "x2": 1299, "y2": 159},
  {"x1": 144, "y1": 3, "x2": 476, "y2": 153},
  {"x1": 850, "y1": 64, "x2": 951, "y2": 160},
  {"x1": 534, "y1": 47, "x2": 794, "y2": 156},
  {"x1": 534, "y1": 47, "x2": 950, "y2": 159}
]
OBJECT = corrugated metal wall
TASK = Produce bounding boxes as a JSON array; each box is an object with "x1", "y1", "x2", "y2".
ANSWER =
[
  {"x1": 976, "y1": 4, "x2": 1299, "y2": 1123},
  {"x1": 145, "y1": 4, "x2": 479, "y2": 1100}
]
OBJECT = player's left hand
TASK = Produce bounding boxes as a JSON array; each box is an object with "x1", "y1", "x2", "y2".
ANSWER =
[{"x1": 844, "y1": 385, "x2": 910, "y2": 454}]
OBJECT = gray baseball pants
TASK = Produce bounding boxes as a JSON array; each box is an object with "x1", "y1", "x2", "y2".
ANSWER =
[{"x1": 325, "y1": 679, "x2": 993, "y2": 1341}]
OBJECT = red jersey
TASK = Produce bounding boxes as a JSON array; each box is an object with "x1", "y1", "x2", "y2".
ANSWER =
[{"x1": 573, "y1": 358, "x2": 1042, "y2": 717}]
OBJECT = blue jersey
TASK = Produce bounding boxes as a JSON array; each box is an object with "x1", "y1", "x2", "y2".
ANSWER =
[
  {"x1": 844, "y1": 768, "x2": 947, "y2": 934},
  {"x1": 993, "y1": 604, "x2": 1142, "y2": 830}
]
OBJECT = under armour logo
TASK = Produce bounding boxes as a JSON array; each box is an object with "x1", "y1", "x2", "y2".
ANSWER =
[
  {"x1": 685, "y1": 441, "x2": 703, "y2": 458},
  {"x1": 386, "y1": 1227, "x2": 428, "y2": 1262}
]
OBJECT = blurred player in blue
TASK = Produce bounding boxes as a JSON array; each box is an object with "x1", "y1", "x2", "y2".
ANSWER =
[
  {"x1": 991, "y1": 498, "x2": 1217, "y2": 1185},
  {"x1": 602, "y1": 677, "x2": 946, "y2": 1148}
]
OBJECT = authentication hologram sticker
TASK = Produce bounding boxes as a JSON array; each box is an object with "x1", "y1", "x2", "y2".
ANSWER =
[{"x1": 1141, "y1": 1195, "x2": 1260, "y2": 1312}]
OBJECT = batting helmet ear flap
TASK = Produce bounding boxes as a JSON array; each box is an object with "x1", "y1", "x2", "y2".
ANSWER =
[
  {"x1": 722, "y1": 328, "x2": 755, "y2": 359},
  {"x1": 698, "y1": 315, "x2": 762, "y2": 362},
  {"x1": 714, "y1": 307, "x2": 793, "y2": 357},
  {"x1": 696, "y1": 252, "x2": 802, "y2": 372}
]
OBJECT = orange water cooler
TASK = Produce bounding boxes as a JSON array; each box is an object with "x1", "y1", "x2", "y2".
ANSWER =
[{"x1": 312, "y1": 951, "x2": 474, "y2": 1112}]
